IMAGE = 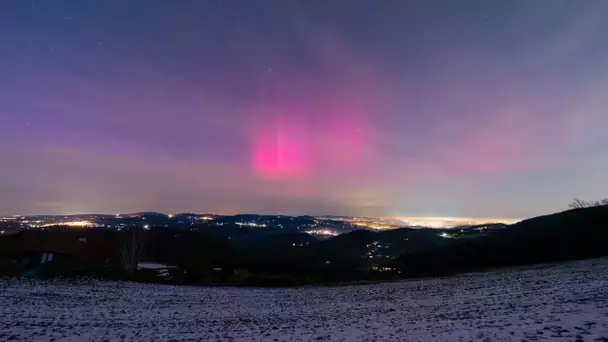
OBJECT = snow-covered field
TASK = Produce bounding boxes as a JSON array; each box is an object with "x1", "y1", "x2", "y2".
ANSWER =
[{"x1": 1, "y1": 259, "x2": 607, "y2": 341}]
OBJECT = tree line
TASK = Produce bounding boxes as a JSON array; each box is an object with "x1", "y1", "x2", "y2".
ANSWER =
[{"x1": 569, "y1": 198, "x2": 608, "y2": 209}]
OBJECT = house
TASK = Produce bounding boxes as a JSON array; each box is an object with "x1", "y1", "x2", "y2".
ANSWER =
[{"x1": 137, "y1": 261, "x2": 176, "y2": 279}]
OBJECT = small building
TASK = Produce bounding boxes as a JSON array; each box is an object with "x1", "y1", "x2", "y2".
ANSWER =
[{"x1": 137, "y1": 261, "x2": 176, "y2": 279}]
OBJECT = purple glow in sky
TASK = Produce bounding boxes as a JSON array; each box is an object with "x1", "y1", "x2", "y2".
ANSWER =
[{"x1": 0, "y1": 1, "x2": 607, "y2": 219}]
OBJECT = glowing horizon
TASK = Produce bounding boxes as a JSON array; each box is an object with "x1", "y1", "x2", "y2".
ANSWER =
[{"x1": 389, "y1": 216, "x2": 520, "y2": 228}]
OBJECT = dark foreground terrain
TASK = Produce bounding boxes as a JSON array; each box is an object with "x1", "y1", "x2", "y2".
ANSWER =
[{"x1": 1, "y1": 258, "x2": 607, "y2": 341}]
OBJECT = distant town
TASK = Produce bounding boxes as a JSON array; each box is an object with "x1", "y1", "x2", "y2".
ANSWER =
[{"x1": 0, "y1": 212, "x2": 511, "y2": 237}]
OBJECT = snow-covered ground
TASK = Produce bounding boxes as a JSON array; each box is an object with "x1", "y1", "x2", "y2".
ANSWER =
[{"x1": 1, "y1": 259, "x2": 607, "y2": 341}]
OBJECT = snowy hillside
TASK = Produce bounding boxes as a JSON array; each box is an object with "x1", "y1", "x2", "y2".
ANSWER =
[{"x1": 1, "y1": 258, "x2": 607, "y2": 341}]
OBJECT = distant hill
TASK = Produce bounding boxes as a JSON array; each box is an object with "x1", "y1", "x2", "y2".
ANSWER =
[
  {"x1": 3, "y1": 205, "x2": 607, "y2": 284},
  {"x1": 394, "y1": 205, "x2": 608, "y2": 276}
]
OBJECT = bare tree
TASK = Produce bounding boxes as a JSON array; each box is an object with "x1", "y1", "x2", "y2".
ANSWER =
[
  {"x1": 569, "y1": 198, "x2": 589, "y2": 209},
  {"x1": 569, "y1": 198, "x2": 608, "y2": 209},
  {"x1": 120, "y1": 227, "x2": 145, "y2": 277}
]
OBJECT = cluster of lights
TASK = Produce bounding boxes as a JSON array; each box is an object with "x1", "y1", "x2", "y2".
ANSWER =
[
  {"x1": 353, "y1": 221, "x2": 396, "y2": 230},
  {"x1": 40, "y1": 220, "x2": 95, "y2": 228},
  {"x1": 364, "y1": 241, "x2": 392, "y2": 259},
  {"x1": 303, "y1": 229, "x2": 339, "y2": 237},
  {"x1": 235, "y1": 222, "x2": 267, "y2": 228},
  {"x1": 22, "y1": 220, "x2": 95, "y2": 228},
  {"x1": 0, "y1": 216, "x2": 19, "y2": 222},
  {"x1": 22, "y1": 220, "x2": 42, "y2": 224},
  {"x1": 372, "y1": 265, "x2": 396, "y2": 272},
  {"x1": 404, "y1": 220, "x2": 448, "y2": 229},
  {"x1": 438, "y1": 232, "x2": 453, "y2": 238}
]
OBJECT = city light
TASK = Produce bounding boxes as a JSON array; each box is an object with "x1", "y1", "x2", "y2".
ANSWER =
[
  {"x1": 304, "y1": 229, "x2": 339, "y2": 237},
  {"x1": 372, "y1": 265, "x2": 396, "y2": 272},
  {"x1": 39, "y1": 221, "x2": 95, "y2": 228},
  {"x1": 235, "y1": 222, "x2": 267, "y2": 228},
  {"x1": 392, "y1": 216, "x2": 518, "y2": 228},
  {"x1": 352, "y1": 221, "x2": 397, "y2": 231}
]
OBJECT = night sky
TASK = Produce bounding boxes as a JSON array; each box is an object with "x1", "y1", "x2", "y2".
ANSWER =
[{"x1": 1, "y1": 1, "x2": 607, "y2": 219}]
